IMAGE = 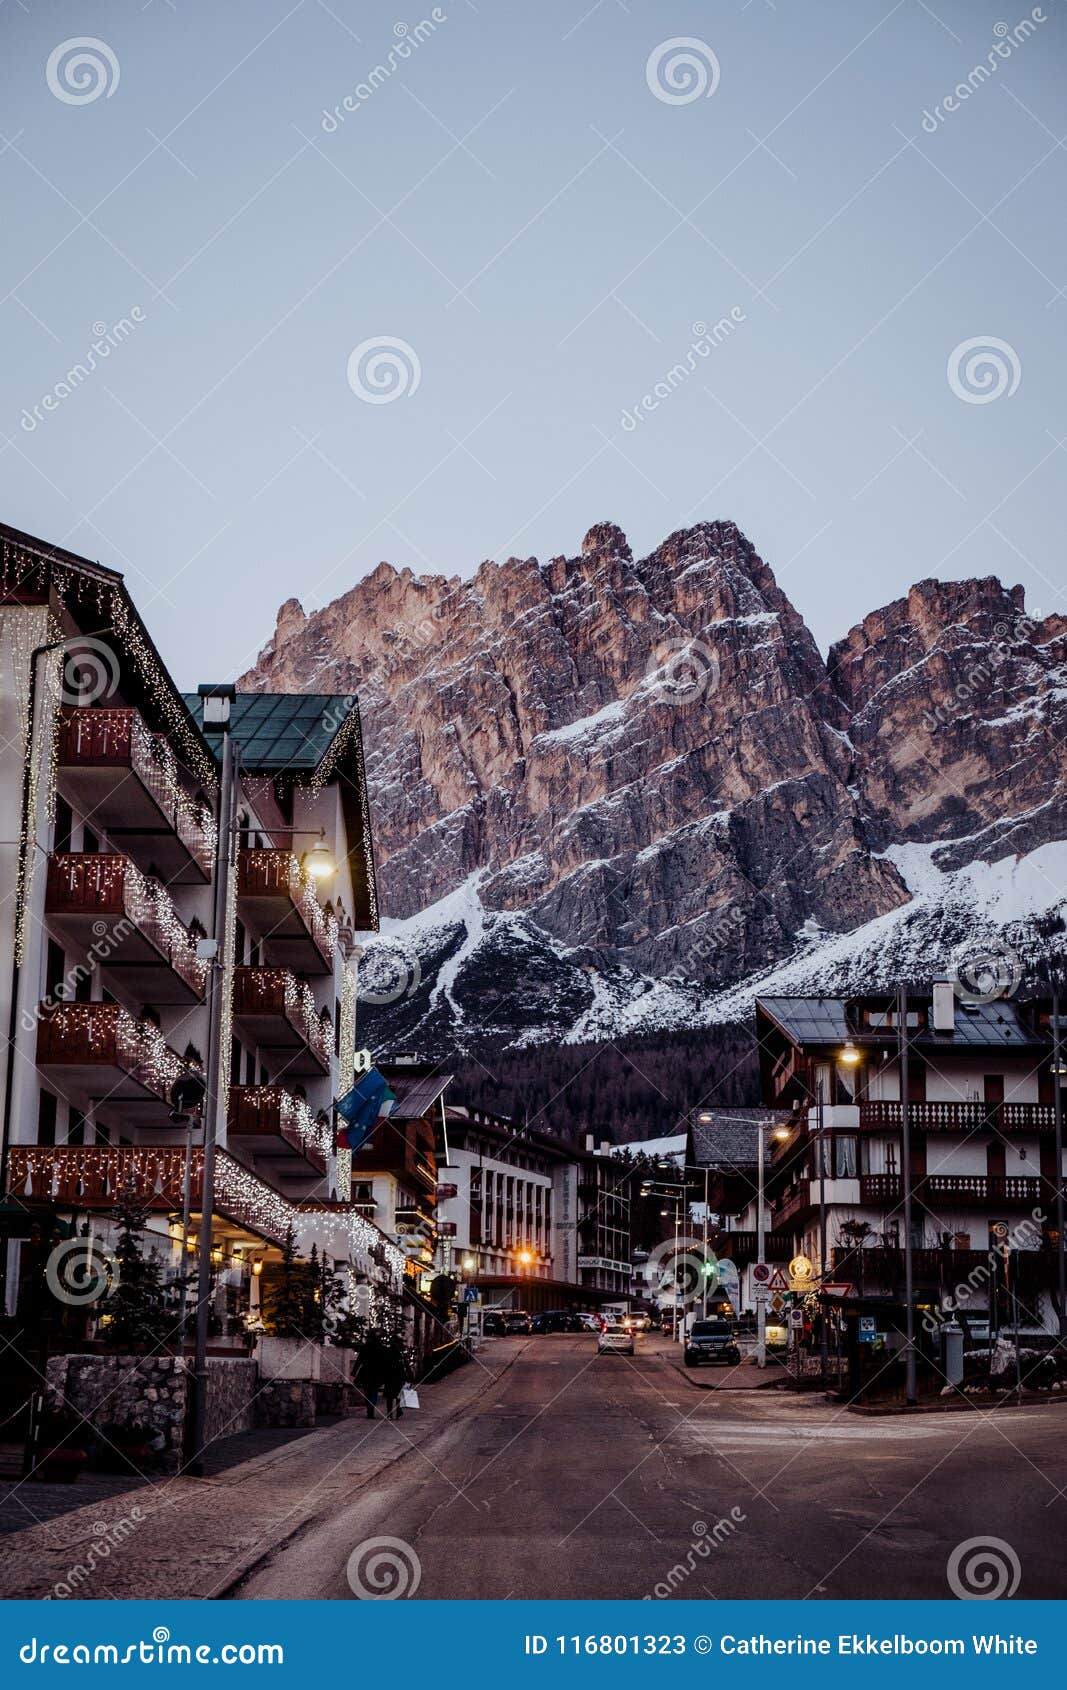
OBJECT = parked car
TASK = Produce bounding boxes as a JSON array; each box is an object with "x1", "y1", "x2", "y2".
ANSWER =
[
  {"x1": 482, "y1": 1310, "x2": 508, "y2": 1336},
  {"x1": 597, "y1": 1321, "x2": 636, "y2": 1357},
  {"x1": 577, "y1": 1312, "x2": 602, "y2": 1333},
  {"x1": 684, "y1": 1318, "x2": 742, "y2": 1368},
  {"x1": 532, "y1": 1310, "x2": 583, "y2": 1333},
  {"x1": 503, "y1": 1310, "x2": 532, "y2": 1335}
]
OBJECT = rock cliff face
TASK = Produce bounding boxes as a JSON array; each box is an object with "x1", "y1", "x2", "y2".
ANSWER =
[{"x1": 241, "y1": 522, "x2": 1067, "y2": 1052}]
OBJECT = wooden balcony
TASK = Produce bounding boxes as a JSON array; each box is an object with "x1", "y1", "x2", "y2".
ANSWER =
[
  {"x1": 860, "y1": 1173, "x2": 1048, "y2": 1207},
  {"x1": 45, "y1": 853, "x2": 206, "y2": 1004},
  {"x1": 236, "y1": 849, "x2": 337, "y2": 974},
  {"x1": 773, "y1": 1179, "x2": 812, "y2": 1225},
  {"x1": 35, "y1": 1003, "x2": 197, "y2": 1119},
  {"x1": 227, "y1": 1085, "x2": 331, "y2": 1177},
  {"x1": 7, "y1": 1145, "x2": 288, "y2": 1249},
  {"x1": 231, "y1": 967, "x2": 331, "y2": 1075},
  {"x1": 710, "y1": 1229, "x2": 799, "y2": 1262},
  {"x1": 860, "y1": 1100, "x2": 1055, "y2": 1134},
  {"x1": 57, "y1": 708, "x2": 215, "y2": 882}
]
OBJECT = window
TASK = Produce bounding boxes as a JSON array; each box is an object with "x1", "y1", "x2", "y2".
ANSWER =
[
  {"x1": 82, "y1": 826, "x2": 99, "y2": 855},
  {"x1": 66, "y1": 1107, "x2": 86, "y2": 1145},
  {"x1": 45, "y1": 940, "x2": 65, "y2": 1001},
  {"x1": 38, "y1": 1090, "x2": 57, "y2": 1146},
  {"x1": 53, "y1": 796, "x2": 73, "y2": 855}
]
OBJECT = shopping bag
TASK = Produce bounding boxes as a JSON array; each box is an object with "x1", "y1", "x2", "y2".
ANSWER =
[{"x1": 400, "y1": 1385, "x2": 420, "y2": 1410}]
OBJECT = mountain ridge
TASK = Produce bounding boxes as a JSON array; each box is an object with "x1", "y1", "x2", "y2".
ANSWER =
[{"x1": 240, "y1": 521, "x2": 1067, "y2": 1056}]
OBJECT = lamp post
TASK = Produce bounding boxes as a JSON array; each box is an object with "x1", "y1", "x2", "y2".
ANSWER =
[
  {"x1": 898, "y1": 983, "x2": 918, "y2": 1407},
  {"x1": 188, "y1": 683, "x2": 237, "y2": 1474},
  {"x1": 755, "y1": 1122, "x2": 791, "y2": 1369}
]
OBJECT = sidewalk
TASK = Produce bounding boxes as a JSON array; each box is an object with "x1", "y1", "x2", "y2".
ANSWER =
[{"x1": 0, "y1": 1345, "x2": 518, "y2": 1601}]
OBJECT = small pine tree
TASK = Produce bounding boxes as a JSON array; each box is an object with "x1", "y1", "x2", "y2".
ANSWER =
[
  {"x1": 262, "y1": 1225, "x2": 312, "y2": 1338},
  {"x1": 100, "y1": 1189, "x2": 173, "y2": 1352}
]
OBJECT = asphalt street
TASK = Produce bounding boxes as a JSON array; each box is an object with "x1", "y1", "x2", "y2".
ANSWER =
[{"x1": 238, "y1": 1334, "x2": 1067, "y2": 1601}]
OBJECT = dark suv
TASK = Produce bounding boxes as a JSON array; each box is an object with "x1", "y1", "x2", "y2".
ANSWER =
[
  {"x1": 684, "y1": 1318, "x2": 741, "y2": 1368},
  {"x1": 503, "y1": 1310, "x2": 532, "y2": 1335}
]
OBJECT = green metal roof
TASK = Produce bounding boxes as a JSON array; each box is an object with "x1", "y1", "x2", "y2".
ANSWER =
[{"x1": 182, "y1": 692, "x2": 352, "y2": 773}]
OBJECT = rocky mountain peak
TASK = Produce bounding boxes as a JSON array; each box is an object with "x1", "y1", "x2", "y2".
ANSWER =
[{"x1": 240, "y1": 521, "x2": 1067, "y2": 1053}]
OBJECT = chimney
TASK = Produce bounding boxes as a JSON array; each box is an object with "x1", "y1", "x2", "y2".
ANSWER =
[
  {"x1": 932, "y1": 980, "x2": 956, "y2": 1033},
  {"x1": 585, "y1": 1133, "x2": 595, "y2": 1152},
  {"x1": 600, "y1": 1139, "x2": 610, "y2": 1154}
]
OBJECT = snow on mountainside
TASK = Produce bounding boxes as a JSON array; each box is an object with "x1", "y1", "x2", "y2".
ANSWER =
[{"x1": 240, "y1": 521, "x2": 1067, "y2": 1055}]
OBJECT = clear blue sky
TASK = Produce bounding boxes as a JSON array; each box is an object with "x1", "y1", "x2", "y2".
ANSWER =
[{"x1": 1, "y1": 0, "x2": 1064, "y2": 685}]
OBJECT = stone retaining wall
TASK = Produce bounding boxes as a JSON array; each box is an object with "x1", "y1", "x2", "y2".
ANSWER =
[{"x1": 46, "y1": 1354, "x2": 260, "y2": 1471}]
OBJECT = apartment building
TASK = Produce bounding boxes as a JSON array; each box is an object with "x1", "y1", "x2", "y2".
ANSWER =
[
  {"x1": 349, "y1": 1059, "x2": 451, "y2": 1287},
  {"x1": 436, "y1": 1106, "x2": 633, "y2": 1311},
  {"x1": 0, "y1": 522, "x2": 403, "y2": 1339},
  {"x1": 754, "y1": 988, "x2": 1063, "y2": 1330}
]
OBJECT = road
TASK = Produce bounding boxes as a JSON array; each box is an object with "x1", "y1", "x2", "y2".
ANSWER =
[{"x1": 238, "y1": 1333, "x2": 1067, "y2": 1601}]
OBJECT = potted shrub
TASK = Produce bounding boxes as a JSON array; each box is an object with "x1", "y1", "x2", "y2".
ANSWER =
[{"x1": 32, "y1": 1411, "x2": 88, "y2": 1484}]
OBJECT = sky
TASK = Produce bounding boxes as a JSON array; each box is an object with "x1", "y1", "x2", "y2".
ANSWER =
[{"x1": 1, "y1": 0, "x2": 1064, "y2": 687}]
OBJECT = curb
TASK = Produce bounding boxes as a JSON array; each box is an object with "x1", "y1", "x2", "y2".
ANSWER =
[
  {"x1": 669, "y1": 1360, "x2": 784, "y2": 1393},
  {"x1": 219, "y1": 1345, "x2": 524, "y2": 1598}
]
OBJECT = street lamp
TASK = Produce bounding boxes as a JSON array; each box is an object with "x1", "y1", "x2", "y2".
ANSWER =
[
  {"x1": 302, "y1": 829, "x2": 335, "y2": 881},
  {"x1": 756, "y1": 1123, "x2": 791, "y2": 1369},
  {"x1": 189, "y1": 682, "x2": 238, "y2": 1473},
  {"x1": 898, "y1": 983, "x2": 918, "y2": 1407},
  {"x1": 1050, "y1": 984, "x2": 1066, "y2": 1338}
]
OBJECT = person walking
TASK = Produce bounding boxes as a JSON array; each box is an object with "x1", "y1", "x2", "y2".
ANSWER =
[
  {"x1": 355, "y1": 1330, "x2": 389, "y2": 1419},
  {"x1": 381, "y1": 1339, "x2": 408, "y2": 1420}
]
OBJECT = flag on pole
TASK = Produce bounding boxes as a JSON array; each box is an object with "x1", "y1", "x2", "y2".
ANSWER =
[{"x1": 335, "y1": 1067, "x2": 397, "y2": 1152}]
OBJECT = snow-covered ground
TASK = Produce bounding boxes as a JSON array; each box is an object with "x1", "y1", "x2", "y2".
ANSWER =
[{"x1": 357, "y1": 837, "x2": 1067, "y2": 1048}]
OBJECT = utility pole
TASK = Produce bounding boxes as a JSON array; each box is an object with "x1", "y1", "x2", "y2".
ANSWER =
[
  {"x1": 756, "y1": 1126, "x2": 767, "y2": 1369},
  {"x1": 898, "y1": 982, "x2": 918, "y2": 1407},
  {"x1": 817, "y1": 1077, "x2": 828, "y2": 1382},
  {"x1": 1053, "y1": 989, "x2": 1066, "y2": 1338}
]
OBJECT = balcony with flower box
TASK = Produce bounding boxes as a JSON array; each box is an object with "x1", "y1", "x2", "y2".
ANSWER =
[
  {"x1": 45, "y1": 853, "x2": 207, "y2": 1005},
  {"x1": 231, "y1": 967, "x2": 331, "y2": 1076},
  {"x1": 236, "y1": 848, "x2": 338, "y2": 974},
  {"x1": 57, "y1": 708, "x2": 215, "y2": 882},
  {"x1": 227, "y1": 1085, "x2": 331, "y2": 1177},
  {"x1": 35, "y1": 1002, "x2": 198, "y2": 1120}
]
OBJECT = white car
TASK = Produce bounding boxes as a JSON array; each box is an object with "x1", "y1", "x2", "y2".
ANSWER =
[{"x1": 597, "y1": 1321, "x2": 635, "y2": 1356}]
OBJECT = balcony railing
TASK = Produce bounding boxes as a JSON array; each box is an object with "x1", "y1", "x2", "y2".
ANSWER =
[
  {"x1": 773, "y1": 1179, "x2": 812, "y2": 1224},
  {"x1": 36, "y1": 1002, "x2": 196, "y2": 1108},
  {"x1": 237, "y1": 849, "x2": 338, "y2": 972},
  {"x1": 232, "y1": 967, "x2": 331, "y2": 1073},
  {"x1": 46, "y1": 853, "x2": 207, "y2": 1000},
  {"x1": 227, "y1": 1085, "x2": 332, "y2": 1173},
  {"x1": 58, "y1": 709, "x2": 215, "y2": 878},
  {"x1": 860, "y1": 1100, "x2": 1055, "y2": 1134},
  {"x1": 859, "y1": 1173, "x2": 1049, "y2": 1207}
]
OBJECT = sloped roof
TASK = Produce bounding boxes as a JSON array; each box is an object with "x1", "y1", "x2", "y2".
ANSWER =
[
  {"x1": 692, "y1": 1109, "x2": 792, "y2": 1170},
  {"x1": 757, "y1": 994, "x2": 1045, "y2": 1051},
  {"x1": 387, "y1": 1072, "x2": 454, "y2": 1121},
  {"x1": 182, "y1": 692, "x2": 346, "y2": 773}
]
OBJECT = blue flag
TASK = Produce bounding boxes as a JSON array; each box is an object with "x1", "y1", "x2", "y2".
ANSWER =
[{"x1": 335, "y1": 1068, "x2": 397, "y2": 1153}]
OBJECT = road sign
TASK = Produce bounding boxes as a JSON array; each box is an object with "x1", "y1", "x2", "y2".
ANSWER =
[
  {"x1": 858, "y1": 1313, "x2": 878, "y2": 1344},
  {"x1": 752, "y1": 1262, "x2": 771, "y2": 1285},
  {"x1": 462, "y1": 1286, "x2": 480, "y2": 1304},
  {"x1": 821, "y1": 1282, "x2": 854, "y2": 1299},
  {"x1": 789, "y1": 1306, "x2": 805, "y2": 1329},
  {"x1": 767, "y1": 1267, "x2": 789, "y2": 1293},
  {"x1": 769, "y1": 1293, "x2": 785, "y2": 1314}
]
